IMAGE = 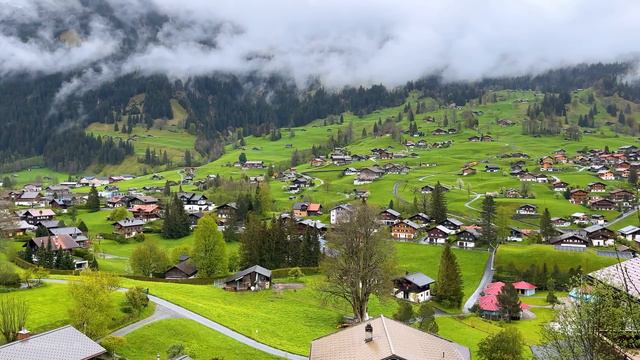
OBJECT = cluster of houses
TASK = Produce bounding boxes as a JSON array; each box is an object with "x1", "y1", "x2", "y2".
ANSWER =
[{"x1": 342, "y1": 163, "x2": 411, "y2": 185}]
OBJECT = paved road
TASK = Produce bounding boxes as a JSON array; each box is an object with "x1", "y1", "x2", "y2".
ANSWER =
[
  {"x1": 606, "y1": 206, "x2": 639, "y2": 227},
  {"x1": 111, "y1": 303, "x2": 181, "y2": 337},
  {"x1": 464, "y1": 193, "x2": 482, "y2": 211},
  {"x1": 44, "y1": 279, "x2": 307, "y2": 360},
  {"x1": 462, "y1": 248, "x2": 495, "y2": 314}
]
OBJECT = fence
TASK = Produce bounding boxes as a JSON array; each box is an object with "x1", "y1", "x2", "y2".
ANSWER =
[
  {"x1": 554, "y1": 245, "x2": 585, "y2": 252},
  {"x1": 597, "y1": 251, "x2": 633, "y2": 259}
]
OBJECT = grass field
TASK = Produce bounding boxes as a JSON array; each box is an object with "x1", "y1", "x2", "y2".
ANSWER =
[
  {"x1": 112, "y1": 275, "x2": 397, "y2": 356},
  {"x1": 0, "y1": 283, "x2": 153, "y2": 341},
  {"x1": 118, "y1": 318, "x2": 280, "y2": 360},
  {"x1": 495, "y1": 244, "x2": 620, "y2": 273},
  {"x1": 437, "y1": 308, "x2": 557, "y2": 359},
  {"x1": 394, "y1": 242, "x2": 489, "y2": 304}
]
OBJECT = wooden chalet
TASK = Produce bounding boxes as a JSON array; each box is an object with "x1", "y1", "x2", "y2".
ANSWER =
[
  {"x1": 130, "y1": 204, "x2": 161, "y2": 222},
  {"x1": 112, "y1": 218, "x2": 144, "y2": 238},
  {"x1": 392, "y1": 272, "x2": 435, "y2": 303},
  {"x1": 390, "y1": 220, "x2": 421, "y2": 240},
  {"x1": 224, "y1": 265, "x2": 272, "y2": 291},
  {"x1": 423, "y1": 226, "x2": 449, "y2": 244},
  {"x1": 456, "y1": 229, "x2": 481, "y2": 248},
  {"x1": 164, "y1": 255, "x2": 198, "y2": 279},
  {"x1": 378, "y1": 208, "x2": 401, "y2": 226},
  {"x1": 569, "y1": 189, "x2": 589, "y2": 205}
]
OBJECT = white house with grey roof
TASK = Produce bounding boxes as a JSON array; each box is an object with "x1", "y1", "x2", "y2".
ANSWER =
[
  {"x1": 0, "y1": 325, "x2": 105, "y2": 360},
  {"x1": 619, "y1": 225, "x2": 640, "y2": 242},
  {"x1": 393, "y1": 272, "x2": 435, "y2": 303}
]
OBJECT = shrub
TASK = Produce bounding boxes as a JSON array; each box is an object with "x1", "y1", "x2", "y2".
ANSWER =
[
  {"x1": 101, "y1": 336, "x2": 127, "y2": 355},
  {"x1": 288, "y1": 267, "x2": 304, "y2": 280},
  {"x1": 393, "y1": 301, "x2": 414, "y2": 323},
  {"x1": 0, "y1": 264, "x2": 21, "y2": 287},
  {"x1": 133, "y1": 233, "x2": 145, "y2": 243},
  {"x1": 167, "y1": 343, "x2": 186, "y2": 359},
  {"x1": 125, "y1": 287, "x2": 149, "y2": 315}
]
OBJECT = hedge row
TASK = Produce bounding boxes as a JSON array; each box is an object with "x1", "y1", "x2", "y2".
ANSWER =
[
  {"x1": 271, "y1": 267, "x2": 320, "y2": 278},
  {"x1": 121, "y1": 274, "x2": 227, "y2": 285},
  {"x1": 13, "y1": 258, "x2": 81, "y2": 275}
]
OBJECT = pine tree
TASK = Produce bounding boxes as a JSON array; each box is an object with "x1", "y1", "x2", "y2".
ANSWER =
[
  {"x1": 629, "y1": 169, "x2": 638, "y2": 188},
  {"x1": 497, "y1": 283, "x2": 522, "y2": 321},
  {"x1": 87, "y1": 186, "x2": 100, "y2": 212},
  {"x1": 388, "y1": 199, "x2": 394, "y2": 209},
  {"x1": 184, "y1": 150, "x2": 192, "y2": 167},
  {"x1": 539, "y1": 208, "x2": 554, "y2": 241},
  {"x1": 162, "y1": 194, "x2": 190, "y2": 239},
  {"x1": 480, "y1": 196, "x2": 497, "y2": 246},
  {"x1": 417, "y1": 303, "x2": 438, "y2": 334},
  {"x1": 75, "y1": 220, "x2": 88, "y2": 234},
  {"x1": 435, "y1": 244, "x2": 463, "y2": 308},
  {"x1": 430, "y1": 182, "x2": 448, "y2": 223}
]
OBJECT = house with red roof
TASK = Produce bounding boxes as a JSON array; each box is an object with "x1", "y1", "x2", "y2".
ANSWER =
[
  {"x1": 477, "y1": 281, "x2": 532, "y2": 320},
  {"x1": 478, "y1": 294, "x2": 530, "y2": 320},
  {"x1": 513, "y1": 281, "x2": 537, "y2": 296}
]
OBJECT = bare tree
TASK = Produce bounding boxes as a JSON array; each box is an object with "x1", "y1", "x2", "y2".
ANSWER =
[
  {"x1": 321, "y1": 204, "x2": 397, "y2": 322},
  {"x1": 0, "y1": 297, "x2": 28, "y2": 342}
]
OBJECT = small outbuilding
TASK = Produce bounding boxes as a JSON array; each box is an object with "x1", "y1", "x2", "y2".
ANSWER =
[{"x1": 224, "y1": 265, "x2": 272, "y2": 291}]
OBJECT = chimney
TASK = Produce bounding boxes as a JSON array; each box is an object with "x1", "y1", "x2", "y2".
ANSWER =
[
  {"x1": 17, "y1": 328, "x2": 31, "y2": 340},
  {"x1": 364, "y1": 323, "x2": 373, "y2": 343}
]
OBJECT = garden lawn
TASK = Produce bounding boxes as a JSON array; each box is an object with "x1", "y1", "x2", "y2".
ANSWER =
[
  {"x1": 496, "y1": 244, "x2": 619, "y2": 273},
  {"x1": 394, "y1": 242, "x2": 489, "y2": 305},
  {"x1": 117, "y1": 275, "x2": 398, "y2": 356},
  {"x1": 118, "y1": 318, "x2": 280, "y2": 360},
  {"x1": 0, "y1": 282, "x2": 152, "y2": 341}
]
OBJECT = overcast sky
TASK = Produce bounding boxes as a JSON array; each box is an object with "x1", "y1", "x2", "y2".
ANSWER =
[{"x1": 1, "y1": 0, "x2": 639, "y2": 90}]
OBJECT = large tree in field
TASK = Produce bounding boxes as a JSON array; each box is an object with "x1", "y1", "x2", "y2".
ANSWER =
[
  {"x1": 435, "y1": 244, "x2": 463, "y2": 308},
  {"x1": 478, "y1": 328, "x2": 525, "y2": 360},
  {"x1": 129, "y1": 241, "x2": 169, "y2": 277},
  {"x1": 0, "y1": 297, "x2": 28, "y2": 342},
  {"x1": 69, "y1": 271, "x2": 120, "y2": 338},
  {"x1": 321, "y1": 204, "x2": 397, "y2": 322},
  {"x1": 430, "y1": 181, "x2": 448, "y2": 223},
  {"x1": 86, "y1": 186, "x2": 100, "y2": 212},
  {"x1": 480, "y1": 196, "x2": 497, "y2": 246},
  {"x1": 191, "y1": 214, "x2": 228, "y2": 277}
]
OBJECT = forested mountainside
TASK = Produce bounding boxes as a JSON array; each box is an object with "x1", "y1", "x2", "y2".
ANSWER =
[{"x1": 2, "y1": 62, "x2": 639, "y2": 174}]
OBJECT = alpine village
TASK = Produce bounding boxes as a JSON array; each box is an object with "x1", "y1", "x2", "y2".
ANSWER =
[{"x1": 1, "y1": 2, "x2": 640, "y2": 360}]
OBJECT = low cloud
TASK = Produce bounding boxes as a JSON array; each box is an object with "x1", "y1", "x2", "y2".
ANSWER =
[{"x1": 1, "y1": 0, "x2": 640, "y2": 91}]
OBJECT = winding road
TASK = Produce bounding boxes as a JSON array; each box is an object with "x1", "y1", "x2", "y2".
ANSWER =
[
  {"x1": 464, "y1": 192, "x2": 482, "y2": 211},
  {"x1": 44, "y1": 279, "x2": 307, "y2": 360},
  {"x1": 462, "y1": 247, "x2": 496, "y2": 314}
]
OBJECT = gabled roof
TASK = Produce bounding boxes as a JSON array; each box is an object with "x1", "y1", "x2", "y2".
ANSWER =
[
  {"x1": 30, "y1": 235, "x2": 79, "y2": 250},
  {"x1": 589, "y1": 257, "x2": 640, "y2": 299},
  {"x1": 167, "y1": 258, "x2": 197, "y2": 277},
  {"x1": 381, "y1": 208, "x2": 401, "y2": 217},
  {"x1": 619, "y1": 225, "x2": 640, "y2": 235},
  {"x1": 114, "y1": 218, "x2": 145, "y2": 227},
  {"x1": 398, "y1": 272, "x2": 435, "y2": 287},
  {"x1": 0, "y1": 325, "x2": 106, "y2": 360},
  {"x1": 330, "y1": 204, "x2": 354, "y2": 212},
  {"x1": 513, "y1": 281, "x2": 537, "y2": 290},
  {"x1": 442, "y1": 217, "x2": 463, "y2": 226},
  {"x1": 310, "y1": 316, "x2": 470, "y2": 360},
  {"x1": 23, "y1": 209, "x2": 56, "y2": 217},
  {"x1": 49, "y1": 227, "x2": 84, "y2": 237},
  {"x1": 226, "y1": 265, "x2": 272, "y2": 283},
  {"x1": 394, "y1": 219, "x2": 421, "y2": 230}
]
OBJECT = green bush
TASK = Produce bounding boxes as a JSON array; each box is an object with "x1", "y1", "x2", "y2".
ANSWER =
[
  {"x1": 101, "y1": 336, "x2": 127, "y2": 355},
  {"x1": 271, "y1": 266, "x2": 320, "y2": 278},
  {"x1": 0, "y1": 264, "x2": 21, "y2": 287}
]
